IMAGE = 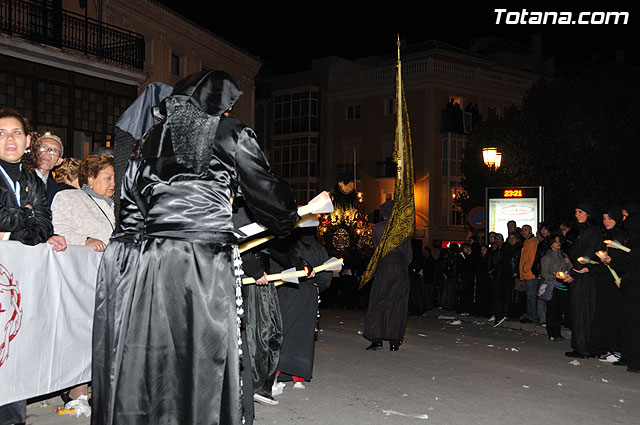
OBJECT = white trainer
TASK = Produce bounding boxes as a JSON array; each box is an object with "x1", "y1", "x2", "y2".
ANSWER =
[
  {"x1": 293, "y1": 382, "x2": 306, "y2": 389},
  {"x1": 253, "y1": 393, "x2": 279, "y2": 406}
]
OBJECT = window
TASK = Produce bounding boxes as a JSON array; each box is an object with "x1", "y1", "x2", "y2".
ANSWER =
[
  {"x1": 144, "y1": 38, "x2": 153, "y2": 65},
  {"x1": 346, "y1": 103, "x2": 360, "y2": 120},
  {"x1": 0, "y1": 72, "x2": 34, "y2": 119},
  {"x1": 171, "y1": 53, "x2": 182, "y2": 76},
  {"x1": 442, "y1": 133, "x2": 468, "y2": 226},
  {"x1": 273, "y1": 90, "x2": 319, "y2": 136},
  {"x1": 384, "y1": 97, "x2": 394, "y2": 116},
  {"x1": 270, "y1": 137, "x2": 318, "y2": 179}
]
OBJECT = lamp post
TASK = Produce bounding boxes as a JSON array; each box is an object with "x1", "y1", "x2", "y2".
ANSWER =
[{"x1": 482, "y1": 147, "x2": 502, "y2": 171}]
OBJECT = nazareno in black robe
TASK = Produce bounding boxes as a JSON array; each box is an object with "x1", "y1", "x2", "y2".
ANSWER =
[
  {"x1": 234, "y1": 199, "x2": 282, "y2": 403},
  {"x1": 363, "y1": 220, "x2": 412, "y2": 345},
  {"x1": 109, "y1": 70, "x2": 298, "y2": 425},
  {"x1": 277, "y1": 232, "x2": 332, "y2": 382}
]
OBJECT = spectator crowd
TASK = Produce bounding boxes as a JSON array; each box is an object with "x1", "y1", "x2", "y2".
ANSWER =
[{"x1": 409, "y1": 210, "x2": 639, "y2": 375}]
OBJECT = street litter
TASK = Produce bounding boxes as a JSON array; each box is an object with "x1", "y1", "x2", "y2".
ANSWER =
[
  {"x1": 569, "y1": 359, "x2": 581, "y2": 366},
  {"x1": 382, "y1": 410, "x2": 429, "y2": 420}
]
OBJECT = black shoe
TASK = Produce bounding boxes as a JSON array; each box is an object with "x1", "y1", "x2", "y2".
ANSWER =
[
  {"x1": 389, "y1": 343, "x2": 399, "y2": 351},
  {"x1": 60, "y1": 390, "x2": 71, "y2": 405},
  {"x1": 614, "y1": 358, "x2": 628, "y2": 366},
  {"x1": 520, "y1": 318, "x2": 534, "y2": 324},
  {"x1": 366, "y1": 341, "x2": 383, "y2": 351},
  {"x1": 565, "y1": 350, "x2": 587, "y2": 358}
]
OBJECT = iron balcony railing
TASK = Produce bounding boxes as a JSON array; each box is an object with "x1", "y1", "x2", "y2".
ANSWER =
[{"x1": 0, "y1": 0, "x2": 144, "y2": 69}]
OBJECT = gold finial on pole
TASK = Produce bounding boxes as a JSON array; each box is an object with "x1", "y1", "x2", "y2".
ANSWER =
[{"x1": 397, "y1": 34, "x2": 401, "y2": 62}]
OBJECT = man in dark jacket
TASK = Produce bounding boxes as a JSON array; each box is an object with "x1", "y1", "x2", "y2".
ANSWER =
[{"x1": 33, "y1": 132, "x2": 63, "y2": 206}]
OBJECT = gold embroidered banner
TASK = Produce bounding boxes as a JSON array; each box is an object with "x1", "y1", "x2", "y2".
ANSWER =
[{"x1": 360, "y1": 37, "x2": 416, "y2": 287}]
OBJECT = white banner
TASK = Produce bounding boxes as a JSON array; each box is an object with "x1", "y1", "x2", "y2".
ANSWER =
[{"x1": 0, "y1": 241, "x2": 101, "y2": 405}]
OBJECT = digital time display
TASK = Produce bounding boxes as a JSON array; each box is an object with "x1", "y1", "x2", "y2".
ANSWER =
[{"x1": 503, "y1": 190, "x2": 523, "y2": 197}]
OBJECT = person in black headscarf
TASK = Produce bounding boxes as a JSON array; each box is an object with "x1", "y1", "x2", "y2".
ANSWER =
[
  {"x1": 604, "y1": 211, "x2": 639, "y2": 372},
  {"x1": 276, "y1": 228, "x2": 332, "y2": 390},
  {"x1": 91, "y1": 82, "x2": 171, "y2": 425},
  {"x1": 363, "y1": 199, "x2": 412, "y2": 351},
  {"x1": 591, "y1": 206, "x2": 626, "y2": 362},
  {"x1": 562, "y1": 201, "x2": 601, "y2": 358},
  {"x1": 110, "y1": 70, "x2": 298, "y2": 425}
]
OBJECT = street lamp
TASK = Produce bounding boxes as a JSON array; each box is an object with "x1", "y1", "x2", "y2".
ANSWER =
[{"x1": 482, "y1": 147, "x2": 502, "y2": 170}]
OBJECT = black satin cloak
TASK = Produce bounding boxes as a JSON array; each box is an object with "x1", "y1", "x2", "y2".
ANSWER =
[
  {"x1": 110, "y1": 70, "x2": 297, "y2": 425},
  {"x1": 92, "y1": 156, "x2": 146, "y2": 425}
]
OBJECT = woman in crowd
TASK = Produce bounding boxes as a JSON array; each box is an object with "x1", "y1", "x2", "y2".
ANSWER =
[
  {"x1": 502, "y1": 232, "x2": 522, "y2": 321},
  {"x1": 618, "y1": 212, "x2": 639, "y2": 372},
  {"x1": 590, "y1": 206, "x2": 626, "y2": 362},
  {"x1": 49, "y1": 153, "x2": 114, "y2": 408},
  {"x1": 54, "y1": 157, "x2": 82, "y2": 190},
  {"x1": 486, "y1": 233, "x2": 503, "y2": 324},
  {"x1": 542, "y1": 234, "x2": 571, "y2": 341},
  {"x1": 0, "y1": 108, "x2": 65, "y2": 425},
  {"x1": 51, "y1": 153, "x2": 115, "y2": 252},
  {"x1": 563, "y1": 201, "x2": 601, "y2": 358},
  {"x1": 606, "y1": 207, "x2": 639, "y2": 373}
]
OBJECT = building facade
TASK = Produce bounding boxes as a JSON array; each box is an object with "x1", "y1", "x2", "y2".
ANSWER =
[
  {"x1": 269, "y1": 40, "x2": 550, "y2": 248},
  {"x1": 0, "y1": 0, "x2": 261, "y2": 159}
]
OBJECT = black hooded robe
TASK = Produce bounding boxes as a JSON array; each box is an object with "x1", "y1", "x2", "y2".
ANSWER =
[
  {"x1": 110, "y1": 71, "x2": 298, "y2": 425},
  {"x1": 277, "y1": 235, "x2": 332, "y2": 381},
  {"x1": 363, "y1": 220, "x2": 412, "y2": 345}
]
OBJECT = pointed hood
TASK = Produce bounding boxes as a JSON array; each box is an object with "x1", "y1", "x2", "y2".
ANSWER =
[{"x1": 170, "y1": 70, "x2": 243, "y2": 117}]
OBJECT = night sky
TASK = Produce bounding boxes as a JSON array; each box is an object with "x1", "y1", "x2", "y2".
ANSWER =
[{"x1": 156, "y1": 2, "x2": 640, "y2": 73}]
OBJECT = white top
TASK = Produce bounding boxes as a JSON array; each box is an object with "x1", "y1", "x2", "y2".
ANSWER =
[{"x1": 51, "y1": 189, "x2": 115, "y2": 245}]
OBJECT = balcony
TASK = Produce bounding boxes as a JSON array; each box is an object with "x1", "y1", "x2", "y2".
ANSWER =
[{"x1": 0, "y1": 0, "x2": 144, "y2": 69}]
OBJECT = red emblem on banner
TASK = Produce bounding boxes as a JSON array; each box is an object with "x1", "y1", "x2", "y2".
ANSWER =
[{"x1": 0, "y1": 263, "x2": 22, "y2": 367}]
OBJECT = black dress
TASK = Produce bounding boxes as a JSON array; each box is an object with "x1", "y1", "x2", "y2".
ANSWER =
[
  {"x1": 363, "y1": 220, "x2": 412, "y2": 345},
  {"x1": 110, "y1": 71, "x2": 298, "y2": 425},
  {"x1": 568, "y1": 222, "x2": 601, "y2": 356},
  {"x1": 610, "y1": 215, "x2": 640, "y2": 371},
  {"x1": 589, "y1": 225, "x2": 626, "y2": 356}
]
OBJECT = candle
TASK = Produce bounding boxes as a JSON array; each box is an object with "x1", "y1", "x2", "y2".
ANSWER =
[{"x1": 604, "y1": 239, "x2": 631, "y2": 253}]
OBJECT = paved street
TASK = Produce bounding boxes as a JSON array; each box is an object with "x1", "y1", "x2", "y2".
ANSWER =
[{"x1": 26, "y1": 309, "x2": 640, "y2": 424}]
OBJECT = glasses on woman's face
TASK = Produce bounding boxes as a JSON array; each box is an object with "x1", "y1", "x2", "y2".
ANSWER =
[{"x1": 38, "y1": 145, "x2": 61, "y2": 157}]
